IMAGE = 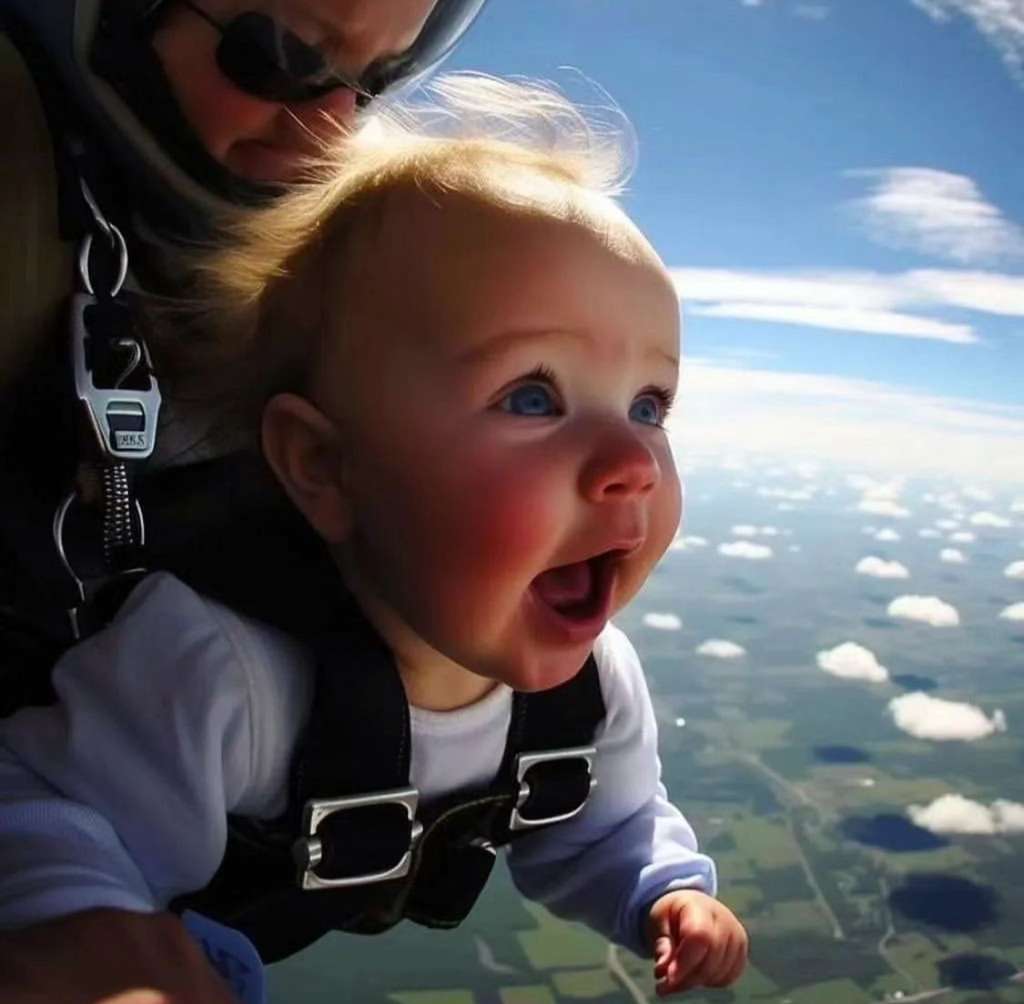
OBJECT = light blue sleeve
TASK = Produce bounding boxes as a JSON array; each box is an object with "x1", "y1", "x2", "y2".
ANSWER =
[
  {"x1": 0, "y1": 573, "x2": 258, "y2": 928},
  {"x1": 506, "y1": 624, "x2": 717, "y2": 957}
]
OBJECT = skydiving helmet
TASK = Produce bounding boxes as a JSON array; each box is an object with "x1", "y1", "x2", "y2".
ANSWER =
[{"x1": 1, "y1": 0, "x2": 489, "y2": 213}]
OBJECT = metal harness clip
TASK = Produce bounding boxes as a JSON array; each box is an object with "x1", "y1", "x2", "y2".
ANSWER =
[
  {"x1": 293, "y1": 787, "x2": 423, "y2": 891},
  {"x1": 510, "y1": 745, "x2": 598, "y2": 832},
  {"x1": 71, "y1": 292, "x2": 162, "y2": 461}
]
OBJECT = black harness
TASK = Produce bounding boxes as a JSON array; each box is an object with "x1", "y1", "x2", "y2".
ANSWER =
[{"x1": 174, "y1": 592, "x2": 606, "y2": 964}]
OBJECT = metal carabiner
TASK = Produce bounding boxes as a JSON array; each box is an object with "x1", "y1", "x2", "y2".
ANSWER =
[
  {"x1": 77, "y1": 179, "x2": 129, "y2": 299},
  {"x1": 52, "y1": 492, "x2": 147, "y2": 640}
]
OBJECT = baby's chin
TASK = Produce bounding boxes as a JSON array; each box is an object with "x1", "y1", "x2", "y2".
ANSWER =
[{"x1": 486, "y1": 642, "x2": 598, "y2": 694}]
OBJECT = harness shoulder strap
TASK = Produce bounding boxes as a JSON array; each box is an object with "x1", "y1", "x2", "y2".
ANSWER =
[{"x1": 0, "y1": 29, "x2": 72, "y2": 397}]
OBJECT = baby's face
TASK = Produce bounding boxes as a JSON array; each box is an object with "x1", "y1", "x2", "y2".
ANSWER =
[{"x1": 318, "y1": 189, "x2": 682, "y2": 693}]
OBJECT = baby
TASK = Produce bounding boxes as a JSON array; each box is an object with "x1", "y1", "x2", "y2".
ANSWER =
[{"x1": 0, "y1": 75, "x2": 747, "y2": 999}]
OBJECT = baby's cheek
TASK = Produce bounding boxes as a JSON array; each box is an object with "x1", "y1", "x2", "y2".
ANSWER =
[{"x1": 442, "y1": 465, "x2": 562, "y2": 578}]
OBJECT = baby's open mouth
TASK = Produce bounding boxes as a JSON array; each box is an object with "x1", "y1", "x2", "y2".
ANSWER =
[{"x1": 530, "y1": 550, "x2": 622, "y2": 625}]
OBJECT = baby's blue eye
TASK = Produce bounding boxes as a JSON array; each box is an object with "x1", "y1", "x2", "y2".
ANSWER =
[
  {"x1": 630, "y1": 394, "x2": 665, "y2": 426},
  {"x1": 501, "y1": 382, "x2": 558, "y2": 417}
]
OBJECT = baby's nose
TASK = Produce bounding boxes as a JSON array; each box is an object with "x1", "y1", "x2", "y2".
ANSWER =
[{"x1": 579, "y1": 427, "x2": 660, "y2": 503}]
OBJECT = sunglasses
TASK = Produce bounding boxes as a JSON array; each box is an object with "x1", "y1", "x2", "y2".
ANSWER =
[{"x1": 174, "y1": 0, "x2": 486, "y2": 105}]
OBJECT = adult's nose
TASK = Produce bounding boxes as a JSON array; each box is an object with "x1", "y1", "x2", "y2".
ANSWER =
[
  {"x1": 578, "y1": 423, "x2": 661, "y2": 503},
  {"x1": 324, "y1": 0, "x2": 436, "y2": 79}
]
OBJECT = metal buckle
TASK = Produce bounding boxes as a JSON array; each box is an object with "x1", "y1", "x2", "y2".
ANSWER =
[
  {"x1": 53, "y1": 492, "x2": 147, "y2": 640},
  {"x1": 293, "y1": 787, "x2": 423, "y2": 891},
  {"x1": 71, "y1": 292, "x2": 162, "y2": 461},
  {"x1": 509, "y1": 745, "x2": 598, "y2": 832}
]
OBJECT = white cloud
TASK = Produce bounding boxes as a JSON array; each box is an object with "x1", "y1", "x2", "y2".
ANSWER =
[
  {"x1": 936, "y1": 517, "x2": 960, "y2": 530},
  {"x1": 1005, "y1": 560, "x2": 1024, "y2": 579},
  {"x1": 940, "y1": 548, "x2": 967, "y2": 563},
  {"x1": 970, "y1": 511, "x2": 1013, "y2": 527},
  {"x1": 688, "y1": 302, "x2": 974, "y2": 344},
  {"x1": 856, "y1": 556, "x2": 910, "y2": 579},
  {"x1": 999, "y1": 602, "x2": 1024, "y2": 621},
  {"x1": 672, "y1": 266, "x2": 1024, "y2": 321},
  {"x1": 817, "y1": 642, "x2": 890, "y2": 682},
  {"x1": 909, "y1": 269, "x2": 1024, "y2": 315},
  {"x1": 854, "y1": 477, "x2": 906, "y2": 499},
  {"x1": 757, "y1": 486, "x2": 814, "y2": 500},
  {"x1": 643, "y1": 612, "x2": 682, "y2": 631},
  {"x1": 875, "y1": 529, "x2": 902, "y2": 542},
  {"x1": 669, "y1": 535, "x2": 708, "y2": 551},
  {"x1": 696, "y1": 639, "x2": 748, "y2": 659},
  {"x1": 859, "y1": 499, "x2": 911, "y2": 518},
  {"x1": 950, "y1": 530, "x2": 976, "y2": 542},
  {"x1": 1012, "y1": 498, "x2": 1024, "y2": 512},
  {"x1": 731, "y1": 524, "x2": 759, "y2": 537},
  {"x1": 911, "y1": 0, "x2": 1024, "y2": 85},
  {"x1": 718, "y1": 541, "x2": 774, "y2": 560},
  {"x1": 919, "y1": 528, "x2": 942, "y2": 538},
  {"x1": 963, "y1": 486, "x2": 993, "y2": 502},
  {"x1": 888, "y1": 594, "x2": 961, "y2": 626},
  {"x1": 908, "y1": 793, "x2": 1024, "y2": 834},
  {"x1": 888, "y1": 691, "x2": 1007, "y2": 741},
  {"x1": 672, "y1": 362, "x2": 1024, "y2": 484},
  {"x1": 847, "y1": 167, "x2": 1024, "y2": 264}
]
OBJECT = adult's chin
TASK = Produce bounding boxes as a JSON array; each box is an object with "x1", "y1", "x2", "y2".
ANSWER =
[{"x1": 225, "y1": 140, "x2": 313, "y2": 184}]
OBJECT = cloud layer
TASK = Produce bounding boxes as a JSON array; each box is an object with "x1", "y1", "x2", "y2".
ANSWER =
[
  {"x1": 908, "y1": 793, "x2": 1024, "y2": 834},
  {"x1": 888, "y1": 691, "x2": 1007, "y2": 741},
  {"x1": 671, "y1": 362, "x2": 1024, "y2": 484}
]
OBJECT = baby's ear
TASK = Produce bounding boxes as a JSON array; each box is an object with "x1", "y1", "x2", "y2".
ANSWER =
[{"x1": 262, "y1": 393, "x2": 352, "y2": 543}]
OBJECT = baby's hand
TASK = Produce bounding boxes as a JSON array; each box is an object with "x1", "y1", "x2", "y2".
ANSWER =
[{"x1": 646, "y1": 889, "x2": 748, "y2": 996}]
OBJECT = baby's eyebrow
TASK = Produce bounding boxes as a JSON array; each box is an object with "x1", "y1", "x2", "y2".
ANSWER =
[
  {"x1": 458, "y1": 328, "x2": 678, "y2": 370},
  {"x1": 456, "y1": 328, "x2": 586, "y2": 366}
]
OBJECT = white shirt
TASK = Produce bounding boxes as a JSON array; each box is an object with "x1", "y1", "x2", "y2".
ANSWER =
[{"x1": 0, "y1": 573, "x2": 715, "y2": 956}]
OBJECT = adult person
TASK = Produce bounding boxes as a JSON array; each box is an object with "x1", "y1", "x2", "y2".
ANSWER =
[{"x1": 0, "y1": 2, "x2": 488, "y2": 1000}]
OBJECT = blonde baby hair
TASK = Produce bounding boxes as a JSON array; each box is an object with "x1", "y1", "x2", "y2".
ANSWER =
[{"x1": 153, "y1": 72, "x2": 635, "y2": 439}]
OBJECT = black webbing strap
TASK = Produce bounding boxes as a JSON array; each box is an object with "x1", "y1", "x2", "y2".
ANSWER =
[
  {"x1": 0, "y1": 16, "x2": 156, "y2": 650},
  {"x1": 501, "y1": 660, "x2": 605, "y2": 816},
  {"x1": 402, "y1": 657, "x2": 605, "y2": 927},
  {"x1": 288, "y1": 603, "x2": 415, "y2": 881}
]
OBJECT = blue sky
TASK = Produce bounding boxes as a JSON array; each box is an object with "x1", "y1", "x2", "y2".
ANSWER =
[{"x1": 447, "y1": 0, "x2": 1024, "y2": 484}]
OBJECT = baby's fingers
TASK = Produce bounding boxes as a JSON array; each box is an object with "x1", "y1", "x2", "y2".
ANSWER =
[
  {"x1": 674, "y1": 929, "x2": 730, "y2": 993},
  {"x1": 707, "y1": 928, "x2": 749, "y2": 987},
  {"x1": 655, "y1": 927, "x2": 712, "y2": 995}
]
